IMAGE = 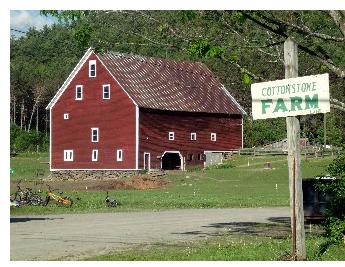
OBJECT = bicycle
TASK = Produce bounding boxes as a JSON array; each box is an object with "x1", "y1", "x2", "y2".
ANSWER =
[
  {"x1": 44, "y1": 185, "x2": 73, "y2": 207},
  {"x1": 10, "y1": 181, "x2": 44, "y2": 206}
]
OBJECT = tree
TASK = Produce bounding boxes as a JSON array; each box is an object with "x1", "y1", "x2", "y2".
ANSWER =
[
  {"x1": 12, "y1": 10, "x2": 344, "y2": 147},
  {"x1": 10, "y1": 24, "x2": 82, "y2": 133}
]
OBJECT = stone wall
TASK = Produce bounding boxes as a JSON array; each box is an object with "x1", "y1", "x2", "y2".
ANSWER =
[{"x1": 47, "y1": 170, "x2": 140, "y2": 181}]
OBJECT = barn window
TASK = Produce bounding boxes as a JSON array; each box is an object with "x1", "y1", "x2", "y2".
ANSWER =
[
  {"x1": 89, "y1": 60, "x2": 96, "y2": 77},
  {"x1": 168, "y1": 132, "x2": 175, "y2": 140},
  {"x1": 91, "y1": 128, "x2": 99, "y2": 142},
  {"x1": 75, "y1": 85, "x2": 83, "y2": 100},
  {"x1": 64, "y1": 150, "x2": 73, "y2": 161},
  {"x1": 187, "y1": 153, "x2": 194, "y2": 161},
  {"x1": 191, "y1": 132, "x2": 197, "y2": 141},
  {"x1": 211, "y1": 133, "x2": 217, "y2": 142},
  {"x1": 116, "y1": 149, "x2": 123, "y2": 162},
  {"x1": 103, "y1": 84, "x2": 110, "y2": 99},
  {"x1": 64, "y1": 113, "x2": 69, "y2": 120},
  {"x1": 92, "y1": 149, "x2": 98, "y2": 161}
]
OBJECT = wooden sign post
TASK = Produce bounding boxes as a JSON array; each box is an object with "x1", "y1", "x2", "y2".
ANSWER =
[
  {"x1": 284, "y1": 37, "x2": 306, "y2": 260},
  {"x1": 251, "y1": 38, "x2": 330, "y2": 261}
]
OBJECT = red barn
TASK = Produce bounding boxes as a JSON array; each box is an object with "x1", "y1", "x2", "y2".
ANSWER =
[{"x1": 46, "y1": 48, "x2": 245, "y2": 173}]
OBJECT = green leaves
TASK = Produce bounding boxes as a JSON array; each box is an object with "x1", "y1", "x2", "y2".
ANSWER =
[
  {"x1": 186, "y1": 39, "x2": 225, "y2": 59},
  {"x1": 72, "y1": 23, "x2": 93, "y2": 50},
  {"x1": 40, "y1": 10, "x2": 90, "y2": 23},
  {"x1": 242, "y1": 73, "x2": 252, "y2": 86},
  {"x1": 231, "y1": 11, "x2": 247, "y2": 24}
]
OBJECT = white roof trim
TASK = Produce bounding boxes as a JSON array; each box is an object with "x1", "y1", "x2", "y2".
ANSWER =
[
  {"x1": 221, "y1": 85, "x2": 247, "y2": 115},
  {"x1": 46, "y1": 47, "x2": 93, "y2": 110}
]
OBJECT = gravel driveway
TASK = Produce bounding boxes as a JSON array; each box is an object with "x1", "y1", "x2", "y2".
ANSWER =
[{"x1": 11, "y1": 207, "x2": 289, "y2": 260}]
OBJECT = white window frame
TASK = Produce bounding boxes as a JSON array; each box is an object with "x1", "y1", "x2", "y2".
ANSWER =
[
  {"x1": 191, "y1": 132, "x2": 197, "y2": 141},
  {"x1": 64, "y1": 150, "x2": 73, "y2": 161},
  {"x1": 102, "y1": 84, "x2": 111, "y2": 99},
  {"x1": 211, "y1": 133, "x2": 217, "y2": 142},
  {"x1": 64, "y1": 113, "x2": 69, "y2": 120},
  {"x1": 91, "y1": 128, "x2": 99, "y2": 143},
  {"x1": 116, "y1": 149, "x2": 123, "y2": 162},
  {"x1": 168, "y1": 131, "x2": 175, "y2": 141},
  {"x1": 75, "y1": 85, "x2": 83, "y2": 100},
  {"x1": 92, "y1": 149, "x2": 98, "y2": 161},
  {"x1": 89, "y1": 60, "x2": 96, "y2": 77}
]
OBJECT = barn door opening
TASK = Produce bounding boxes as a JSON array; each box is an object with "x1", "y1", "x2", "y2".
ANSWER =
[{"x1": 161, "y1": 152, "x2": 182, "y2": 170}]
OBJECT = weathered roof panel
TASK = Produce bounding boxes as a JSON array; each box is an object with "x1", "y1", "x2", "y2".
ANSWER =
[{"x1": 97, "y1": 51, "x2": 244, "y2": 115}]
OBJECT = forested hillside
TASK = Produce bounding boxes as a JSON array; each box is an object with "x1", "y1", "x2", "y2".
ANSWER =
[{"x1": 10, "y1": 10, "x2": 345, "y2": 152}]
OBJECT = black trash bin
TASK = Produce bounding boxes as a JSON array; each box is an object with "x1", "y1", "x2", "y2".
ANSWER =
[{"x1": 302, "y1": 177, "x2": 335, "y2": 222}]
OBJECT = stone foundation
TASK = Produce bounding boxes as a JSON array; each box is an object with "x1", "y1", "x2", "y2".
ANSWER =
[{"x1": 48, "y1": 170, "x2": 141, "y2": 181}]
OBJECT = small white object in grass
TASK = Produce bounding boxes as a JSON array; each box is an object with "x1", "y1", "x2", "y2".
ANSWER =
[
  {"x1": 186, "y1": 175, "x2": 190, "y2": 178},
  {"x1": 275, "y1": 184, "x2": 278, "y2": 190},
  {"x1": 193, "y1": 191, "x2": 196, "y2": 196}
]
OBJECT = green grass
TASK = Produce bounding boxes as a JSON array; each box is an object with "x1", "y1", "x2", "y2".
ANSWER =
[
  {"x1": 83, "y1": 232, "x2": 345, "y2": 261},
  {"x1": 10, "y1": 153, "x2": 334, "y2": 215},
  {"x1": 10, "y1": 152, "x2": 50, "y2": 181}
]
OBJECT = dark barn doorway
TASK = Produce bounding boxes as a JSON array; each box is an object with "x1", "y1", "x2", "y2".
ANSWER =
[{"x1": 161, "y1": 152, "x2": 181, "y2": 170}]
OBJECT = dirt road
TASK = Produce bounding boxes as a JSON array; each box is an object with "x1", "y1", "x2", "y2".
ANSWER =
[{"x1": 11, "y1": 207, "x2": 289, "y2": 260}]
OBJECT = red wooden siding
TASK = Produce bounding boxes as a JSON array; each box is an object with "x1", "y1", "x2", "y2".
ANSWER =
[
  {"x1": 139, "y1": 108, "x2": 242, "y2": 169},
  {"x1": 51, "y1": 53, "x2": 137, "y2": 169}
]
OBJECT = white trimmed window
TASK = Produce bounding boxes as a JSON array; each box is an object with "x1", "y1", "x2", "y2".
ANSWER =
[
  {"x1": 211, "y1": 133, "x2": 217, "y2": 142},
  {"x1": 168, "y1": 132, "x2": 175, "y2": 140},
  {"x1": 91, "y1": 128, "x2": 99, "y2": 142},
  {"x1": 116, "y1": 149, "x2": 123, "y2": 162},
  {"x1": 89, "y1": 60, "x2": 96, "y2": 77},
  {"x1": 64, "y1": 113, "x2": 69, "y2": 120},
  {"x1": 64, "y1": 150, "x2": 73, "y2": 161},
  {"x1": 191, "y1": 132, "x2": 197, "y2": 141},
  {"x1": 103, "y1": 84, "x2": 110, "y2": 99},
  {"x1": 76, "y1": 85, "x2": 83, "y2": 100},
  {"x1": 92, "y1": 149, "x2": 98, "y2": 161}
]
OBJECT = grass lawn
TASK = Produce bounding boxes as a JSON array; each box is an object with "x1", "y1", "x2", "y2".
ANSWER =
[
  {"x1": 11, "y1": 153, "x2": 345, "y2": 261},
  {"x1": 83, "y1": 228, "x2": 345, "y2": 261},
  {"x1": 10, "y1": 153, "x2": 334, "y2": 215}
]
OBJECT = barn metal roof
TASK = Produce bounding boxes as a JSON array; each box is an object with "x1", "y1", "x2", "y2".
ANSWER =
[{"x1": 97, "y1": 51, "x2": 245, "y2": 115}]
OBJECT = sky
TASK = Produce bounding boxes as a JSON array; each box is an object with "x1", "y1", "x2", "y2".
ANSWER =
[{"x1": 10, "y1": 10, "x2": 58, "y2": 37}]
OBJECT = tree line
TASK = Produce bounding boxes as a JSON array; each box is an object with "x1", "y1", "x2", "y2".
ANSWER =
[{"x1": 10, "y1": 10, "x2": 345, "y2": 152}]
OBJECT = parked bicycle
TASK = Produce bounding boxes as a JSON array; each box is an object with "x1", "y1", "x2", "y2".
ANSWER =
[
  {"x1": 44, "y1": 185, "x2": 73, "y2": 207},
  {"x1": 10, "y1": 181, "x2": 44, "y2": 206}
]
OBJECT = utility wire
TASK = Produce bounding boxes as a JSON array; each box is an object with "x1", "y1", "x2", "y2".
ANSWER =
[{"x1": 11, "y1": 28, "x2": 27, "y2": 34}]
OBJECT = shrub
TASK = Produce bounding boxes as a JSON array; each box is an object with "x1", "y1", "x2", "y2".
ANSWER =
[
  {"x1": 10, "y1": 124, "x2": 49, "y2": 153},
  {"x1": 316, "y1": 148, "x2": 345, "y2": 252}
]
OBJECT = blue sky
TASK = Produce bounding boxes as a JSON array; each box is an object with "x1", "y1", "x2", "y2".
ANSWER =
[{"x1": 10, "y1": 10, "x2": 58, "y2": 37}]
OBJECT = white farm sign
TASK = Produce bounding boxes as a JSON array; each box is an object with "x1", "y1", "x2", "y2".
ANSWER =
[{"x1": 251, "y1": 73, "x2": 330, "y2": 120}]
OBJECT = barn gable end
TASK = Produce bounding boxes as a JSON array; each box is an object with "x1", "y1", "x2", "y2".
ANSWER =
[{"x1": 48, "y1": 50, "x2": 138, "y2": 171}]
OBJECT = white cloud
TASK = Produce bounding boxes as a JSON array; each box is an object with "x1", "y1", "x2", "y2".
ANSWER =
[{"x1": 10, "y1": 10, "x2": 56, "y2": 32}]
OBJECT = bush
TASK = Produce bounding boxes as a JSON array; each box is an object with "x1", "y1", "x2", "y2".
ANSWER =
[
  {"x1": 316, "y1": 148, "x2": 345, "y2": 252},
  {"x1": 10, "y1": 124, "x2": 49, "y2": 153}
]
